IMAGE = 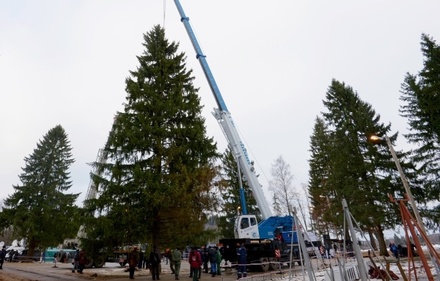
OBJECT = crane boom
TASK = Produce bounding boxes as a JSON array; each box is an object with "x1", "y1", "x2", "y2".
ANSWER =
[
  {"x1": 173, "y1": 0, "x2": 227, "y2": 112},
  {"x1": 173, "y1": 0, "x2": 272, "y2": 220}
]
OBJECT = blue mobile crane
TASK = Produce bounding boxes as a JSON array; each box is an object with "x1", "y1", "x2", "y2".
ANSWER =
[{"x1": 173, "y1": 0, "x2": 300, "y2": 271}]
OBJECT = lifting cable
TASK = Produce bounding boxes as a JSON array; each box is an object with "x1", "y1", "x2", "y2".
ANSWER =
[{"x1": 162, "y1": 0, "x2": 167, "y2": 28}]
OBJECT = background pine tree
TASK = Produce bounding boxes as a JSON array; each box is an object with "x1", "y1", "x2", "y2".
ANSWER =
[
  {"x1": 1, "y1": 125, "x2": 79, "y2": 256},
  {"x1": 400, "y1": 34, "x2": 440, "y2": 226},
  {"x1": 309, "y1": 79, "x2": 407, "y2": 255}
]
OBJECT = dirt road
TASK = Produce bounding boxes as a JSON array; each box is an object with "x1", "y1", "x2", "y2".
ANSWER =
[{"x1": 0, "y1": 259, "x2": 295, "y2": 281}]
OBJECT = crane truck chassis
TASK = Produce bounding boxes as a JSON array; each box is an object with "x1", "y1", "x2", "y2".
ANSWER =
[
  {"x1": 219, "y1": 232, "x2": 323, "y2": 272},
  {"x1": 219, "y1": 238, "x2": 295, "y2": 272}
]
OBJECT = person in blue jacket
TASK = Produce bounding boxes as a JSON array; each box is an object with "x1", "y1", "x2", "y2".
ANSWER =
[
  {"x1": 208, "y1": 246, "x2": 217, "y2": 277},
  {"x1": 236, "y1": 244, "x2": 247, "y2": 279},
  {"x1": 389, "y1": 242, "x2": 399, "y2": 259}
]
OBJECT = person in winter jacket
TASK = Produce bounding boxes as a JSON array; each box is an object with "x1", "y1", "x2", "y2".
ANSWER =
[
  {"x1": 189, "y1": 247, "x2": 202, "y2": 279},
  {"x1": 236, "y1": 244, "x2": 247, "y2": 279},
  {"x1": 189, "y1": 247, "x2": 202, "y2": 281},
  {"x1": 78, "y1": 249, "x2": 87, "y2": 274},
  {"x1": 172, "y1": 247, "x2": 182, "y2": 280},
  {"x1": 389, "y1": 242, "x2": 399, "y2": 259},
  {"x1": 128, "y1": 247, "x2": 139, "y2": 279},
  {"x1": 0, "y1": 245, "x2": 6, "y2": 270},
  {"x1": 202, "y1": 246, "x2": 209, "y2": 273},
  {"x1": 72, "y1": 249, "x2": 80, "y2": 273},
  {"x1": 274, "y1": 244, "x2": 282, "y2": 273},
  {"x1": 164, "y1": 248, "x2": 174, "y2": 274},
  {"x1": 150, "y1": 246, "x2": 161, "y2": 280},
  {"x1": 215, "y1": 247, "x2": 222, "y2": 275},
  {"x1": 208, "y1": 246, "x2": 217, "y2": 277}
]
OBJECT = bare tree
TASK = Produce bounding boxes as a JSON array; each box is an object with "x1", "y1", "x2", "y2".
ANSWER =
[
  {"x1": 298, "y1": 183, "x2": 312, "y2": 231},
  {"x1": 269, "y1": 156, "x2": 297, "y2": 216},
  {"x1": 294, "y1": 196, "x2": 308, "y2": 231},
  {"x1": 272, "y1": 194, "x2": 282, "y2": 216}
]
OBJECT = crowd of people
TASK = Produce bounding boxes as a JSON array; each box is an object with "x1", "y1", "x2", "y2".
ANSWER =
[
  {"x1": 123, "y1": 243, "x2": 247, "y2": 280},
  {"x1": 0, "y1": 242, "x2": 250, "y2": 280},
  {"x1": 71, "y1": 248, "x2": 87, "y2": 273},
  {"x1": 187, "y1": 245, "x2": 223, "y2": 280}
]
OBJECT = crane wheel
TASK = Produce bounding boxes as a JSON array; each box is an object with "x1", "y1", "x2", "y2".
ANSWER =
[
  {"x1": 85, "y1": 258, "x2": 94, "y2": 268},
  {"x1": 56, "y1": 252, "x2": 62, "y2": 262},
  {"x1": 93, "y1": 256, "x2": 106, "y2": 268},
  {"x1": 269, "y1": 259, "x2": 278, "y2": 271},
  {"x1": 259, "y1": 257, "x2": 269, "y2": 272}
]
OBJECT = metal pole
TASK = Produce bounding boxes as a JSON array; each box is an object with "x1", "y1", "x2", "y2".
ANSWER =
[
  {"x1": 293, "y1": 211, "x2": 315, "y2": 281},
  {"x1": 342, "y1": 199, "x2": 368, "y2": 281},
  {"x1": 384, "y1": 136, "x2": 440, "y2": 279},
  {"x1": 384, "y1": 136, "x2": 423, "y2": 227}
]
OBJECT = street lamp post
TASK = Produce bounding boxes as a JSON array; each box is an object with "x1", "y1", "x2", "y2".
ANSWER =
[
  {"x1": 371, "y1": 135, "x2": 424, "y2": 229},
  {"x1": 371, "y1": 134, "x2": 440, "y2": 278}
]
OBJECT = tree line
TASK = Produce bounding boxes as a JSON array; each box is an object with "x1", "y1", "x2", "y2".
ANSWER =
[{"x1": 308, "y1": 34, "x2": 440, "y2": 255}]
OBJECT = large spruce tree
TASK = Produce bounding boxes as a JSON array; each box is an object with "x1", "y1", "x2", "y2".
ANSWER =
[
  {"x1": 400, "y1": 34, "x2": 440, "y2": 226},
  {"x1": 81, "y1": 25, "x2": 218, "y2": 254},
  {"x1": 1, "y1": 125, "x2": 79, "y2": 256},
  {"x1": 309, "y1": 79, "x2": 407, "y2": 255}
]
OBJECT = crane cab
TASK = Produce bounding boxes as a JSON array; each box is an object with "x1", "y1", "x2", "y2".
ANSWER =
[{"x1": 234, "y1": 214, "x2": 259, "y2": 239}]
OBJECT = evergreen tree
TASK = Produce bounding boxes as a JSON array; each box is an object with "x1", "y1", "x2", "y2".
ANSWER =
[
  {"x1": 81, "y1": 25, "x2": 218, "y2": 254},
  {"x1": 400, "y1": 34, "x2": 440, "y2": 225},
  {"x1": 310, "y1": 79, "x2": 406, "y2": 255},
  {"x1": 216, "y1": 148, "x2": 260, "y2": 239},
  {"x1": 1, "y1": 125, "x2": 79, "y2": 256},
  {"x1": 308, "y1": 117, "x2": 334, "y2": 235}
]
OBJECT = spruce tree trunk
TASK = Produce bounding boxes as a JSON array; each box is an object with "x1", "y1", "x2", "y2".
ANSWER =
[
  {"x1": 368, "y1": 229, "x2": 377, "y2": 250},
  {"x1": 375, "y1": 227, "x2": 389, "y2": 256},
  {"x1": 28, "y1": 239, "x2": 37, "y2": 258}
]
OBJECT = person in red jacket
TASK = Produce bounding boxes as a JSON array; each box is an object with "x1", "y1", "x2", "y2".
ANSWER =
[
  {"x1": 78, "y1": 249, "x2": 87, "y2": 274},
  {"x1": 128, "y1": 247, "x2": 139, "y2": 280},
  {"x1": 188, "y1": 247, "x2": 202, "y2": 281},
  {"x1": 274, "y1": 245, "x2": 282, "y2": 273}
]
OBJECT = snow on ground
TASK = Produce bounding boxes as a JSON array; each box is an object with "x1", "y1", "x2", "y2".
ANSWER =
[{"x1": 252, "y1": 244, "x2": 440, "y2": 281}]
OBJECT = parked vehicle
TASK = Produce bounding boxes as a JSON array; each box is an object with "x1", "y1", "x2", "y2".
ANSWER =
[{"x1": 44, "y1": 247, "x2": 77, "y2": 263}]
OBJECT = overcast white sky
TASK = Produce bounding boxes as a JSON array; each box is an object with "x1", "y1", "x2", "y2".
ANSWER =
[{"x1": 1, "y1": 1, "x2": 440, "y2": 209}]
